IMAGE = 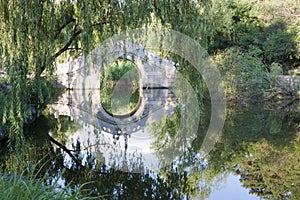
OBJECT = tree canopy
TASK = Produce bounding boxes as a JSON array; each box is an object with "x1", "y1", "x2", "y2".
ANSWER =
[
  {"x1": 1, "y1": 0, "x2": 299, "y2": 146},
  {"x1": 0, "y1": 0, "x2": 217, "y2": 145}
]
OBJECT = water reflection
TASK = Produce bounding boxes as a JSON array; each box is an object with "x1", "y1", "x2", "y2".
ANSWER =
[
  {"x1": 0, "y1": 94, "x2": 299, "y2": 199},
  {"x1": 48, "y1": 87, "x2": 179, "y2": 172}
]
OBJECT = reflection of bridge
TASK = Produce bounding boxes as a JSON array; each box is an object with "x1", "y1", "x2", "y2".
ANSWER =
[
  {"x1": 51, "y1": 41, "x2": 178, "y2": 135},
  {"x1": 50, "y1": 88, "x2": 176, "y2": 135}
]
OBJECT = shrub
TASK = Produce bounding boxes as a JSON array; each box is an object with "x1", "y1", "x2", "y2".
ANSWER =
[
  {"x1": 209, "y1": 0, "x2": 300, "y2": 73},
  {"x1": 214, "y1": 47, "x2": 269, "y2": 100}
]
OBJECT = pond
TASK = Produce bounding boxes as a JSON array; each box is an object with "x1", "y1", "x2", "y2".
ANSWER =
[{"x1": 0, "y1": 88, "x2": 299, "y2": 200}]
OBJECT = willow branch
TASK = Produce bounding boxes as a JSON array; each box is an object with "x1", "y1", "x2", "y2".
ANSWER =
[
  {"x1": 48, "y1": 134, "x2": 85, "y2": 168},
  {"x1": 54, "y1": 18, "x2": 76, "y2": 39},
  {"x1": 48, "y1": 134, "x2": 115, "y2": 175},
  {"x1": 54, "y1": 24, "x2": 82, "y2": 58}
]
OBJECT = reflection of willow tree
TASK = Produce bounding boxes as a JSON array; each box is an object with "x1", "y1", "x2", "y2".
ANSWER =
[
  {"x1": 62, "y1": 147, "x2": 186, "y2": 199},
  {"x1": 41, "y1": 109, "x2": 81, "y2": 145},
  {"x1": 150, "y1": 72, "x2": 202, "y2": 165},
  {"x1": 0, "y1": 115, "x2": 65, "y2": 179},
  {"x1": 149, "y1": 103, "x2": 300, "y2": 199},
  {"x1": 0, "y1": 111, "x2": 209, "y2": 199},
  {"x1": 150, "y1": 107, "x2": 181, "y2": 162},
  {"x1": 149, "y1": 102, "x2": 218, "y2": 199}
]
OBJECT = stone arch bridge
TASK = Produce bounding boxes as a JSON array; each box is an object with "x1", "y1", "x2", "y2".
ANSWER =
[{"x1": 50, "y1": 41, "x2": 178, "y2": 136}]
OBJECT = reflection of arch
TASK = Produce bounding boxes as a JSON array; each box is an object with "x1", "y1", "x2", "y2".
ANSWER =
[
  {"x1": 100, "y1": 94, "x2": 143, "y2": 119},
  {"x1": 49, "y1": 103, "x2": 148, "y2": 135},
  {"x1": 96, "y1": 100, "x2": 148, "y2": 134},
  {"x1": 49, "y1": 86, "x2": 176, "y2": 135},
  {"x1": 100, "y1": 93, "x2": 143, "y2": 119}
]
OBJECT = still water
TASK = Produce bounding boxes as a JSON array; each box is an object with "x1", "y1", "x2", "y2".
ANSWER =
[{"x1": 0, "y1": 89, "x2": 299, "y2": 200}]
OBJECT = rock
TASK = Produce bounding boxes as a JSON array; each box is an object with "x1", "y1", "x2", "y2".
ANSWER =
[{"x1": 0, "y1": 71, "x2": 7, "y2": 79}]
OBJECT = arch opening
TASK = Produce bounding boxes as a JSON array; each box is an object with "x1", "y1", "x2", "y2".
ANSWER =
[{"x1": 100, "y1": 58, "x2": 141, "y2": 117}]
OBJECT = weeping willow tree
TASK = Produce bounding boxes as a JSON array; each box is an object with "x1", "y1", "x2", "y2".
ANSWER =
[{"x1": 0, "y1": 0, "x2": 220, "y2": 147}]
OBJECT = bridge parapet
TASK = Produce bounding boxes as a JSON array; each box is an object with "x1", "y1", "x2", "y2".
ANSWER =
[{"x1": 54, "y1": 41, "x2": 176, "y2": 90}]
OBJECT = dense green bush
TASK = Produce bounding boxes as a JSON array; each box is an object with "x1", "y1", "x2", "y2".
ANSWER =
[
  {"x1": 262, "y1": 22, "x2": 298, "y2": 67},
  {"x1": 209, "y1": 0, "x2": 300, "y2": 73},
  {"x1": 214, "y1": 47, "x2": 269, "y2": 99}
]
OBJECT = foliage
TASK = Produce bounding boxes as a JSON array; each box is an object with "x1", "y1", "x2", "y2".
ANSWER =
[
  {"x1": 100, "y1": 60, "x2": 139, "y2": 83},
  {"x1": 214, "y1": 47, "x2": 269, "y2": 99},
  {"x1": 0, "y1": 0, "x2": 150, "y2": 146},
  {"x1": 0, "y1": 91, "x2": 4, "y2": 119},
  {"x1": 262, "y1": 22, "x2": 298, "y2": 66},
  {"x1": 148, "y1": 99, "x2": 300, "y2": 199},
  {"x1": 37, "y1": 109, "x2": 82, "y2": 145},
  {"x1": 209, "y1": 0, "x2": 300, "y2": 72},
  {"x1": 0, "y1": 0, "x2": 219, "y2": 145},
  {"x1": 204, "y1": 104, "x2": 300, "y2": 199},
  {"x1": 250, "y1": 0, "x2": 300, "y2": 24}
]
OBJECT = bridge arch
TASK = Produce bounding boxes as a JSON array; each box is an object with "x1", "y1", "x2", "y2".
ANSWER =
[{"x1": 53, "y1": 41, "x2": 177, "y2": 135}]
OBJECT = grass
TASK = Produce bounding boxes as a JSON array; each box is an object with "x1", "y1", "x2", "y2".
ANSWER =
[
  {"x1": 0, "y1": 173, "x2": 101, "y2": 200},
  {"x1": 0, "y1": 175, "x2": 68, "y2": 200},
  {"x1": 0, "y1": 159, "x2": 101, "y2": 200}
]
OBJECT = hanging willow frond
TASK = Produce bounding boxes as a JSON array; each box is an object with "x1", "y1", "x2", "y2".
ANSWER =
[{"x1": 0, "y1": 0, "x2": 216, "y2": 148}]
